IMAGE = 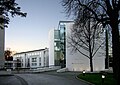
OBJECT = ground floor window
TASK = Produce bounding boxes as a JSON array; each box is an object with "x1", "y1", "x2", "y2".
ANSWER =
[
  {"x1": 32, "y1": 63, "x2": 37, "y2": 66},
  {"x1": 39, "y1": 63, "x2": 41, "y2": 66}
]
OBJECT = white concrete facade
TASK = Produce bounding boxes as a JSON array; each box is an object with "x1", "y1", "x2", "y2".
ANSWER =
[
  {"x1": 49, "y1": 21, "x2": 105, "y2": 71},
  {"x1": 13, "y1": 48, "x2": 49, "y2": 68},
  {"x1": 66, "y1": 22, "x2": 105, "y2": 71},
  {"x1": 49, "y1": 29, "x2": 55, "y2": 66}
]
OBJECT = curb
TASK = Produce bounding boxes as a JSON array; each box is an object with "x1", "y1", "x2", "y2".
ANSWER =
[
  {"x1": 0, "y1": 74, "x2": 14, "y2": 76},
  {"x1": 75, "y1": 75, "x2": 95, "y2": 85},
  {"x1": 0, "y1": 71, "x2": 14, "y2": 76}
]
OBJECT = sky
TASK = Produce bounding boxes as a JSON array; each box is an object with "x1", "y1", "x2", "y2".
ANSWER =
[{"x1": 5, "y1": 0, "x2": 70, "y2": 52}]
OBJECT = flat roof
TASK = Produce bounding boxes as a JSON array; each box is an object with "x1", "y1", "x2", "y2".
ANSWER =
[
  {"x1": 59, "y1": 21, "x2": 74, "y2": 23},
  {"x1": 14, "y1": 48, "x2": 48, "y2": 55},
  {"x1": 58, "y1": 21, "x2": 74, "y2": 29}
]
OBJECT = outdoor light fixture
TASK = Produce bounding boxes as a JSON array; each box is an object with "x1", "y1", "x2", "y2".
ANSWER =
[
  {"x1": 83, "y1": 70, "x2": 85, "y2": 76},
  {"x1": 102, "y1": 75, "x2": 105, "y2": 79},
  {"x1": 102, "y1": 74, "x2": 105, "y2": 84}
]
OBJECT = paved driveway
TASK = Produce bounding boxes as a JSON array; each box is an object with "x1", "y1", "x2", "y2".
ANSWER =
[
  {"x1": 15, "y1": 71, "x2": 89, "y2": 85},
  {"x1": 0, "y1": 75, "x2": 21, "y2": 85}
]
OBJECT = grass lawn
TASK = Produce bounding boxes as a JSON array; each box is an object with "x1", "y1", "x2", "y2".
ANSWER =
[{"x1": 77, "y1": 73, "x2": 117, "y2": 85}]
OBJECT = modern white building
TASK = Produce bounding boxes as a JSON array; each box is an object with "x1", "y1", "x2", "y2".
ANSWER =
[
  {"x1": 13, "y1": 48, "x2": 49, "y2": 68},
  {"x1": 0, "y1": 15, "x2": 5, "y2": 68},
  {"x1": 49, "y1": 21, "x2": 106, "y2": 71}
]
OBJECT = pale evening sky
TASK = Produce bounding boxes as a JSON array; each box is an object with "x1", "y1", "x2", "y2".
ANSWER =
[{"x1": 5, "y1": 0, "x2": 70, "y2": 52}]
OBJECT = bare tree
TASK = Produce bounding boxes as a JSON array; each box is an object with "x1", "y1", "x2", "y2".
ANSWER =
[
  {"x1": 4, "y1": 49, "x2": 13, "y2": 68},
  {"x1": 69, "y1": 19, "x2": 105, "y2": 72},
  {"x1": 5, "y1": 49, "x2": 12, "y2": 61},
  {"x1": 62, "y1": 0, "x2": 120, "y2": 83}
]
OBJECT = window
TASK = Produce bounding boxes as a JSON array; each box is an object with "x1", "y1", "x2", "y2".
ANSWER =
[
  {"x1": 32, "y1": 63, "x2": 37, "y2": 66},
  {"x1": 39, "y1": 57, "x2": 41, "y2": 66},
  {"x1": 21, "y1": 59, "x2": 23, "y2": 62},
  {"x1": 39, "y1": 57, "x2": 41, "y2": 62},
  {"x1": 39, "y1": 63, "x2": 41, "y2": 66},
  {"x1": 54, "y1": 30, "x2": 60, "y2": 40},
  {"x1": 44, "y1": 57, "x2": 46, "y2": 62},
  {"x1": 54, "y1": 41, "x2": 61, "y2": 51},
  {"x1": 32, "y1": 58, "x2": 37, "y2": 62},
  {"x1": 21, "y1": 63, "x2": 23, "y2": 67},
  {"x1": 44, "y1": 62, "x2": 46, "y2": 66}
]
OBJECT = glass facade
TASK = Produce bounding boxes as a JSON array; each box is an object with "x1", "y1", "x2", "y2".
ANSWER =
[
  {"x1": 54, "y1": 30, "x2": 61, "y2": 66},
  {"x1": 54, "y1": 23, "x2": 66, "y2": 68}
]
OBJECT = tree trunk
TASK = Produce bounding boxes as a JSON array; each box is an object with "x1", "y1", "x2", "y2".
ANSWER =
[
  {"x1": 105, "y1": 29, "x2": 109, "y2": 69},
  {"x1": 88, "y1": 18, "x2": 93, "y2": 72},
  {"x1": 90, "y1": 54, "x2": 93, "y2": 72},
  {"x1": 110, "y1": 22, "x2": 120, "y2": 85}
]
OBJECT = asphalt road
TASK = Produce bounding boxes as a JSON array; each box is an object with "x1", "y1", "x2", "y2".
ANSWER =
[
  {"x1": 0, "y1": 75, "x2": 21, "y2": 85},
  {"x1": 15, "y1": 71, "x2": 89, "y2": 85},
  {"x1": 0, "y1": 71, "x2": 89, "y2": 85}
]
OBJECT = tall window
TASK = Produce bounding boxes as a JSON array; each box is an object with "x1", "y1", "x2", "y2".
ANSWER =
[{"x1": 39, "y1": 57, "x2": 41, "y2": 66}]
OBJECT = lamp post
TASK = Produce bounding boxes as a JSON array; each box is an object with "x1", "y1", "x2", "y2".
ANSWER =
[{"x1": 83, "y1": 70, "x2": 85, "y2": 76}]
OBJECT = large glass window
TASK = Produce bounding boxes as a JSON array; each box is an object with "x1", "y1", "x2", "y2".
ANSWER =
[
  {"x1": 54, "y1": 30, "x2": 60, "y2": 40},
  {"x1": 54, "y1": 22, "x2": 66, "y2": 68},
  {"x1": 54, "y1": 41, "x2": 61, "y2": 51},
  {"x1": 60, "y1": 24, "x2": 65, "y2": 40}
]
